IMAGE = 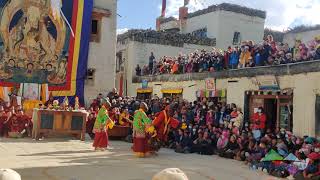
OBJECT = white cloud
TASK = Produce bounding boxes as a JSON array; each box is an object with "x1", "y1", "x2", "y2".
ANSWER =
[
  {"x1": 161, "y1": 0, "x2": 320, "y2": 31},
  {"x1": 117, "y1": 28, "x2": 129, "y2": 35}
]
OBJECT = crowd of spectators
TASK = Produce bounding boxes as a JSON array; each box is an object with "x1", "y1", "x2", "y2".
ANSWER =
[
  {"x1": 135, "y1": 35, "x2": 320, "y2": 76},
  {"x1": 88, "y1": 91, "x2": 320, "y2": 179}
]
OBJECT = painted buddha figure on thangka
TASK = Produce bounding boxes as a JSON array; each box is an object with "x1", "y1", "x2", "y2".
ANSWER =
[{"x1": 0, "y1": 0, "x2": 68, "y2": 84}]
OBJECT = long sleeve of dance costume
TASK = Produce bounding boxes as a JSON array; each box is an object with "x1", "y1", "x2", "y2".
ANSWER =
[
  {"x1": 133, "y1": 109, "x2": 151, "y2": 132},
  {"x1": 94, "y1": 107, "x2": 109, "y2": 129}
]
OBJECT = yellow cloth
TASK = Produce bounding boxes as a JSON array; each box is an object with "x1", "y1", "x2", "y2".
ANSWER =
[
  {"x1": 23, "y1": 100, "x2": 42, "y2": 111},
  {"x1": 146, "y1": 126, "x2": 155, "y2": 134},
  {"x1": 106, "y1": 120, "x2": 115, "y2": 129},
  {"x1": 181, "y1": 123, "x2": 187, "y2": 130},
  {"x1": 119, "y1": 112, "x2": 129, "y2": 126},
  {"x1": 0, "y1": 87, "x2": 4, "y2": 100},
  {"x1": 240, "y1": 51, "x2": 252, "y2": 65}
]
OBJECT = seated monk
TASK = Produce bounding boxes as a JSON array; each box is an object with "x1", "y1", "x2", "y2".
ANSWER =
[
  {"x1": 3, "y1": 102, "x2": 11, "y2": 113},
  {"x1": 44, "y1": 96, "x2": 54, "y2": 107},
  {"x1": 109, "y1": 107, "x2": 120, "y2": 125},
  {"x1": 0, "y1": 106, "x2": 8, "y2": 137},
  {"x1": 9, "y1": 114, "x2": 22, "y2": 133},
  {"x1": 16, "y1": 107, "x2": 32, "y2": 137},
  {"x1": 2, "y1": 105, "x2": 13, "y2": 137},
  {"x1": 86, "y1": 111, "x2": 96, "y2": 140},
  {"x1": 90, "y1": 99, "x2": 100, "y2": 110},
  {"x1": 119, "y1": 108, "x2": 132, "y2": 126}
]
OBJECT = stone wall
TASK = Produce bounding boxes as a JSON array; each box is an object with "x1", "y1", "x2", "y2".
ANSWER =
[{"x1": 117, "y1": 29, "x2": 216, "y2": 47}]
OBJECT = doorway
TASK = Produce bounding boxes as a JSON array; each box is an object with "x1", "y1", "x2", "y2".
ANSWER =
[
  {"x1": 247, "y1": 92, "x2": 293, "y2": 132},
  {"x1": 264, "y1": 99, "x2": 277, "y2": 131}
]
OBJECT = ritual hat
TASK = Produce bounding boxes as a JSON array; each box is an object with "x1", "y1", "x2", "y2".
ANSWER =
[
  {"x1": 101, "y1": 98, "x2": 111, "y2": 107},
  {"x1": 0, "y1": 169, "x2": 21, "y2": 180},
  {"x1": 140, "y1": 102, "x2": 148, "y2": 111},
  {"x1": 152, "y1": 168, "x2": 189, "y2": 180}
]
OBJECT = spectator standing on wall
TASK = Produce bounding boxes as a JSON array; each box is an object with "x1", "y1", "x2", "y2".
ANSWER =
[
  {"x1": 135, "y1": 64, "x2": 141, "y2": 76},
  {"x1": 261, "y1": 41, "x2": 271, "y2": 65},
  {"x1": 229, "y1": 48, "x2": 239, "y2": 69},
  {"x1": 149, "y1": 52, "x2": 155, "y2": 75},
  {"x1": 315, "y1": 45, "x2": 320, "y2": 60}
]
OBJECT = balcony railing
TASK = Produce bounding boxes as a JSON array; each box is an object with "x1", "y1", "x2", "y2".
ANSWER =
[{"x1": 133, "y1": 59, "x2": 320, "y2": 83}]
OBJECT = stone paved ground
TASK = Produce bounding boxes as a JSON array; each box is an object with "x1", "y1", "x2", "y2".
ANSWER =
[{"x1": 0, "y1": 138, "x2": 274, "y2": 180}]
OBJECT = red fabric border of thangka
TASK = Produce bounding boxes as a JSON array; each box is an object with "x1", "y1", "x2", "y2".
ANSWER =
[
  {"x1": 49, "y1": 0, "x2": 79, "y2": 91},
  {"x1": 0, "y1": 0, "x2": 79, "y2": 91}
]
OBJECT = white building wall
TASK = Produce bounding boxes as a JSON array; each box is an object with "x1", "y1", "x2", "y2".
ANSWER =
[
  {"x1": 181, "y1": 10, "x2": 264, "y2": 49},
  {"x1": 216, "y1": 11, "x2": 265, "y2": 49},
  {"x1": 182, "y1": 11, "x2": 219, "y2": 39},
  {"x1": 283, "y1": 29, "x2": 320, "y2": 47},
  {"x1": 160, "y1": 20, "x2": 179, "y2": 30},
  {"x1": 85, "y1": 0, "x2": 117, "y2": 105}
]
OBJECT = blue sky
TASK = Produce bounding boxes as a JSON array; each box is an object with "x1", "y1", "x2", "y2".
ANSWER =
[
  {"x1": 117, "y1": 0, "x2": 159, "y2": 33},
  {"x1": 117, "y1": 0, "x2": 320, "y2": 34}
]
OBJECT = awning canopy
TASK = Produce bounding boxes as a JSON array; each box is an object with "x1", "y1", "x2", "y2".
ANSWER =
[
  {"x1": 161, "y1": 88, "x2": 183, "y2": 94},
  {"x1": 196, "y1": 89, "x2": 226, "y2": 98},
  {"x1": 137, "y1": 88, "x2": 153, "y2": 93}
]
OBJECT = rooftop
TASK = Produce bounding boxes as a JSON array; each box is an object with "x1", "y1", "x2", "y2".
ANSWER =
[
  {"x1": 286, "y1": 24, "x2": 320, "y2": 34},
  {"x1": 160, "y1": 2, "x2": 266, "y2": 24},
  {"x1": 133, "y1": 60, "x2": 320, "y2": 83},
  {"x1": 117, "y1": 29, "x2": 216, "y2": 47}
]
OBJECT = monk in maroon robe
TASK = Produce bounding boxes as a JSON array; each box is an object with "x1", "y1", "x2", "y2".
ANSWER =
[
  {"x1": 16, "y1": 108, "x2": 32, "y2": 136},
  {"x1": 0, "y1": 106, "x2": 8, "y2": 137}
]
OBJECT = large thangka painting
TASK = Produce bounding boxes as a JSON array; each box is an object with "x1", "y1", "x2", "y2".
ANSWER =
[{"x1": 0, "y1": 0, "x2": 93, "y2": 98}]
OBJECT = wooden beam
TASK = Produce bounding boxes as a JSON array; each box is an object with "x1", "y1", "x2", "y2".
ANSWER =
[{"x1": 93, "y1": 7, "x2": 111, "y2": 17}]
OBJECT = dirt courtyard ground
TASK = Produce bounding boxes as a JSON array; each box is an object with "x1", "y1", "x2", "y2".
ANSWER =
[{"x1": 0, "y1": 138, "x2": 273, "y2": 180}]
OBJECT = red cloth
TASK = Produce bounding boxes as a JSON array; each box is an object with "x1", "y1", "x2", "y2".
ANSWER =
[
  {"x1": 251, "y1": 113, "x2": 266, "y2": 130},
  {"x1": 86, "y1": 116, "x2": 95, "y2": 133},
  {"x1": 93, "y1": 131, "x2": 108, "y2": 148},
  {"x1": 132, "y1": 137, "x2": 149, "y2": 153},
  {"x1": 0, "y1": 115, "x2": 7, "y2": 136},
  {"x1": 153, "y1": 110, "x2": 180, "y2": 142},
  {"x1": 17, "y1": 114, "x2": 32, "y2": 131}
]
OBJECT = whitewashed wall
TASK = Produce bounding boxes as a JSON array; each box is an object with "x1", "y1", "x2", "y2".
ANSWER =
[
  {"x1": 181, "y1": 10, "x2": 264, "y2": 49},
  {"x1": 216, "y1": 11, "x2": 265, "y2": 49},
  {"x1": 283, "y1": 29, "x2": 320, "y2": 47},
  {"x1": 85, "y1": 0, "x2": 117, "y2": 105}
]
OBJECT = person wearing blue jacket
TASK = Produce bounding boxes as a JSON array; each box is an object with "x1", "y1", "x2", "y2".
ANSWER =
[{"x1": 229, "y1": 48, "x2": 239, "y2": 69}]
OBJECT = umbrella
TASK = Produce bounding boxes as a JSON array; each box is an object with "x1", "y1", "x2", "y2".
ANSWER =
[
  {"x1": 261, "y1": 149, "x2": 283, "y2": 161},
  {"x1": 284, "y1": 153, "x2": 299, "y2": 161}
]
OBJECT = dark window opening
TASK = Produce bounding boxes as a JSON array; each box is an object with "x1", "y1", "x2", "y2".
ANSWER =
[
  {"x1": 91, "y1": 20, "x2": 98, "y2": 34},
  {"x1": 233, "y1": 32, "x2": 241, "y2": 45}
]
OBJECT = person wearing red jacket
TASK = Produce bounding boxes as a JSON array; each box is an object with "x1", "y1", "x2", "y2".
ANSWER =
[
  {"x1": 251, "y1": 107, "x2": 266, "y2": 141},
  {"x1": 151, "y1": 105, "x2": 180, "y2": 151}
]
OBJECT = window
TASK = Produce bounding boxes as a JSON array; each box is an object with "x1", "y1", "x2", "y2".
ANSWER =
[
  {"x1": 91, "y1": 20, "x2": 98, "y2": 35},
  {"x1": 86, "y1": 68, "x2": 95, "y2": 80},
  {"x1": 192, "y1": 28, "x2": 207, "y2": 38},
  {"x1": 90, "y1": 17, "x2": 101, "y2": 42},
  {"x1": 90, "y1": 8, "x2": 111, "y2": 42},
  {"x1": 233, "y1": 32, "x2": 241, "y2": 45},
  {"x1": 116, "y1": 52, "x2": 123, "y2": 72}
]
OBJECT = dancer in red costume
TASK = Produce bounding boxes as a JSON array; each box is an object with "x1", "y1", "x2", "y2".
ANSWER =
[{"x1": 151, "y1": 104, "x2": 180, "y2": 151}]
